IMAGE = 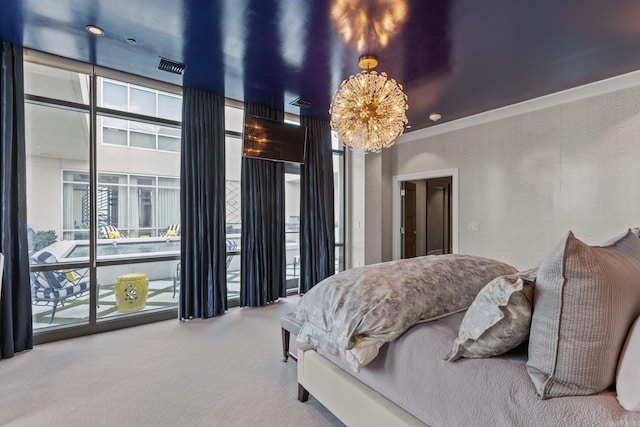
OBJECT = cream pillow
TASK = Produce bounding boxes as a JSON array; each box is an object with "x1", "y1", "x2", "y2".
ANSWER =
[
  {"x1": 617, "y1": 315, "x2": 640, "y2": 411},
  {"x1": 446, "y1": 272, "x2": 534, "y2": 361},
  {"x1": 527, "y1": 230, "x2": 640, "y2": 399}
]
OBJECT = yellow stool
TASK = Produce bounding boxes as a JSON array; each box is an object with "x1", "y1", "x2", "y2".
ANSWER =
[{"x1": 115, "y1": 273, "x2": 149, "y2": 312}]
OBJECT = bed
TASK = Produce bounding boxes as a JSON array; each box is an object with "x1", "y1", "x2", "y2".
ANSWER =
[{"x1": 294, "y1": 231, "x2": 640, "y2": 427}]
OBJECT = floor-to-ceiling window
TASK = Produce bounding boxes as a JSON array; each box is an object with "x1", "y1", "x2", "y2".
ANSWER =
[
  {"x1": 332, "y1": 132, "x2": 345, "y2": 272},
  {"x1": 25, "y1": 52, "x2": 181, "y2": 338},
  {"x1": 25, "y1": 59, "x2": 92, "y2": 330},
  {"x1": 24, "y1": 52, "x2": 346, "y2": 339},
  {"x1": 223, "y1": 108, "x2": 345, "y2": 298},
  {"x1": 224, "y1": 104, "x2": 243, "y2": 298}
]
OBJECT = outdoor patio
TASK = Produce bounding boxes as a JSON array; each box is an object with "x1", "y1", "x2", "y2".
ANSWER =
[
  {"x1": 31, "y1": 262, "x2": 300, "y2": 329},
  {"x1": 32, "y1": 271, "x2": 242, "y2": 329}
]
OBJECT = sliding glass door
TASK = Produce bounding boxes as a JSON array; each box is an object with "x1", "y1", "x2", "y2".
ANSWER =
[
  {"x1": 25, "y1": 62, "x2": 92, "y2": 328},
  {"x1": 25, "y1": 54, "x2": 182, "y2": 336}
]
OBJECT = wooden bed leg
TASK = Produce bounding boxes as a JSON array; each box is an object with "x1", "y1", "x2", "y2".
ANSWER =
[
  {"x1": 281, "y1": 328, "x2": 290, "y2": 362},
  {"x1": 298, "y1": 383, "x2": 309, "y2": 402}
]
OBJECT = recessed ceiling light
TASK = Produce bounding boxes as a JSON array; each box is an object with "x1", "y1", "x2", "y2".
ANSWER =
[
  {"x1": 429, "y1": 112, "x2": 442, "y2": 122},
  {"x1": 85, "y1": 25, "x2": 104, "y2": 36}
]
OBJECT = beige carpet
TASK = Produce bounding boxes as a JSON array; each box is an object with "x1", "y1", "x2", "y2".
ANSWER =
[{"x1": 0, "y1": 296, "x2": 344, "y2": 426}]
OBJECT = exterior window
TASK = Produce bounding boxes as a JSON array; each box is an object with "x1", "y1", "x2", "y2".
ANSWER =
[
  {"x1": 25, "y1": 57, "x2": 182, "y2": 334},
  {"x1": 24, "y1": 53, "x2": 347, "y2": 338},
  {"x1": 25, "y1": 63, "x2": 92, "y2": 329},
  {"x1": 285, "y1": 169, "x2": 301, "y2": 289},
  {"x1": 332, "y1": 131, "x2": 345, "y2": 272},
  {"x1": 224, "y1": 108, "x2": 243, "y2": 297},
  {"x1": 64, "y1": 172, "x2": 179, "y2": 240},
  {"x1": 99, "y1": 78, "x2": 181, "y2": 152}
]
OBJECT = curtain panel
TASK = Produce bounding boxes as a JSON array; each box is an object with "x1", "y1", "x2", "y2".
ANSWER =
[
  {"x1": 299, "y1": 116, "x2": 335, "y2": 293},
  {"x1": 0, "y1": 42, "x2": 33, "y2": 359},
  {"x1": 240, "y1": 103, "x2": 286, "y2": 306},
  {"x1": 180, "y1": 88, "x2": 227, "y2": 318}
]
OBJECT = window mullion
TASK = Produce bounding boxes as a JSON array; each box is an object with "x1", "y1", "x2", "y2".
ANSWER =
[{"x1": 89, "y1": 71, "x2": 98, "y2": 325}]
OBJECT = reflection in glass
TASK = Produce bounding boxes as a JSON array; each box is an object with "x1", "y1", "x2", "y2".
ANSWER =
[{"x1": 330, "y1": 0, "x2": 408, "y2": 51}]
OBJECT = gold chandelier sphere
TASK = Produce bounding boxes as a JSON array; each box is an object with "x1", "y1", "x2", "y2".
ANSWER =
[{"x1": 330, "y1": 69, "x2": 409, "y2": 152}]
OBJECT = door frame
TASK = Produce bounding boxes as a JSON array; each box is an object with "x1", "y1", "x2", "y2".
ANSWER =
[{"x1": 392, "y1": 168, "x2": 459, "y2": 260}]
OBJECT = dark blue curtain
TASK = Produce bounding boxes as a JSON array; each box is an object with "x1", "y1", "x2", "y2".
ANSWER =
[
  {"x1": 180, "y1": 88, "x2": 227, "y2": 319},
  {"x1": 240, "y1": 103, "x2": 286, "y2": 306},
  {"x1": 0, "y1": 42, "x2": 32, "y2": 359},
  {"x1": 299, "y1": 116, "x2": 335, "y2": 293}
]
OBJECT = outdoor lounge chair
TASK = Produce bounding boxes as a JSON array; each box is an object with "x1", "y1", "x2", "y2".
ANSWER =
[
  {"x1": 31, "y1": 251, "x2": 90, "y2": 324},
  {"x1": 164, "y1": 224, "x2": 180, "y2": 237},
  {"x1": 99, "y1": 225, "x2": 121, "y2": 239}
]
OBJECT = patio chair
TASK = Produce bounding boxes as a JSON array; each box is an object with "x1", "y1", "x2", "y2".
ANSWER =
[
  {"x1": 31, "y1": 251, "x2": 90, "y2": 324},
  {"x1": 164, "y1": 224, "x2": 180, "y2": 237},
  {"x1": 172, "y1": 239, "x2": 238, "y2": 298},
  {"x1": 99, "y1": 225, "x2": 121, "y2": 239}
]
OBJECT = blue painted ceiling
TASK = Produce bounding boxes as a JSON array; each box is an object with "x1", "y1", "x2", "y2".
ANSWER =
[{"x1": 2, "y1": 0, "x2": 640, "y2": 132}]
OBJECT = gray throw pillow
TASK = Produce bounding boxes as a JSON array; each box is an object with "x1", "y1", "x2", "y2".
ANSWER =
[
  {"x1": 527, "y1": 230, "x2": 640, "y2": 399},
  {"x1": 446, "y1": 272, "x2": 535, "y2": 361}
]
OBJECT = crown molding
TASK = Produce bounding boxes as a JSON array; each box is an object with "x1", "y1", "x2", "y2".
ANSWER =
[{"x1": 398, "y1": 69, "x2": 640, "y2": 143}]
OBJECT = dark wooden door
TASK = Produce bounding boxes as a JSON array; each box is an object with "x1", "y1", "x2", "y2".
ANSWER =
[
  {"x1": 402, "y1": 182, "x2": 417, "y2": 258},
  {"x1": 426, "y1": 177, "x2": 452, "y2": 255}
]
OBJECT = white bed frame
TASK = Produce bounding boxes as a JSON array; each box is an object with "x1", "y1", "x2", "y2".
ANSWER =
[{"x1": 297, "y1": 348, "x2": 427, "y2": 427}]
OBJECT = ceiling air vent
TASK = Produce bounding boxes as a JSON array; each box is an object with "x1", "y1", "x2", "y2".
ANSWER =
[
  {"x1": 158, "y1": 57, "x2": 186, "y2": 75},
  {"x1": 289, "y1": 97, "x2": 313, "y2": 108}
]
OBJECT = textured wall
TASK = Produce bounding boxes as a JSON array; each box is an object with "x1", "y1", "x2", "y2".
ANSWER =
[{"x1": 370, "y1": 84, "x2": 640, "y2": 270}]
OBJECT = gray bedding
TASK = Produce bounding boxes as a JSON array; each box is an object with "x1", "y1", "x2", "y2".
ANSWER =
[
  {"x1": 317, "y1": 311, "x2": 640, "y2": 427},
  {"x1": 296, "y1": 254, "x2": 517, "y2": 369}
]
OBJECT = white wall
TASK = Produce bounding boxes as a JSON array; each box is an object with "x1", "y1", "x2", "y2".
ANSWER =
[
  {"x1": 347, "y1": 151, "x2": 366, "y2": 268},
  {"x1": 349, "y1": 74, "x2": 640, "y2": 270}
]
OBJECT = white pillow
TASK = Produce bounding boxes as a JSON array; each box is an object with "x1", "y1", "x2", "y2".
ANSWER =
[{"x1": 617, "y1": 315, "x2": 640, "y2": 411}]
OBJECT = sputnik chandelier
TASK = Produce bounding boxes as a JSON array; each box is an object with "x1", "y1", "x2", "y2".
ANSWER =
[{"x1": 329, "y1": 54, "x2": 408, "y2": 152}]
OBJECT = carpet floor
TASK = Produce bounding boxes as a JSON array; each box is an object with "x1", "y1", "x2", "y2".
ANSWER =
[{"x1": 0, "y1": 295, "x2": 344, "y2": 427}]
